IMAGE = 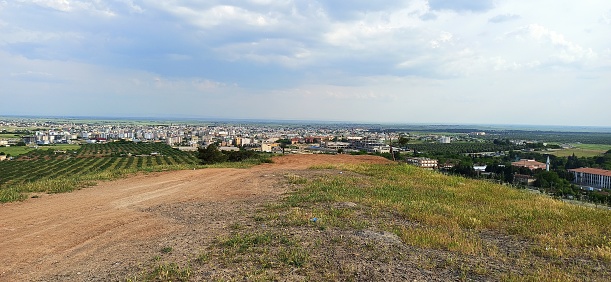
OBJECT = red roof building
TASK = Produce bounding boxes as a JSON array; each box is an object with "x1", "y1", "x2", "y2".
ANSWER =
[{"x1": 511, "y1": 159, "x2": 547, "y2": 170}]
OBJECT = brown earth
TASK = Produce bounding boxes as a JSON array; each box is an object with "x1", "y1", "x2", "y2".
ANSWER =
[{"x1": 0, "y1": 154, "x2": 392, "y2": 281}]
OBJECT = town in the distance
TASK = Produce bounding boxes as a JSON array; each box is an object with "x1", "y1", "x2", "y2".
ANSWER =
[{"x1": 1, "y1": 116, "x2": 610, "y2": 205}]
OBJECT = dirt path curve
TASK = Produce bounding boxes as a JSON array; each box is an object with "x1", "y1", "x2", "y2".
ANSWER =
[{"x1": 0, "y1": 154, "x2": 390, "y2": 281}]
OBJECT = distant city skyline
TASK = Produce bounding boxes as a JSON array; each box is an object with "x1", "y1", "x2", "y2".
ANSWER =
[{"x1": 1, "y1": 1, "x2": 610, "y2": 126}]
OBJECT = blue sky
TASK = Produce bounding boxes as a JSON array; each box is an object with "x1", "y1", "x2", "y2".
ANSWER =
[{"x1": 1, "y1": 1, "x2": 610, "y2": 126}]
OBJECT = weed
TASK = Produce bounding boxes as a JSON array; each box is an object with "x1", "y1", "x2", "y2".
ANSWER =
[
  {"x1": 285, "y1": 174, "x2": 307, "y2": 184},
  {"x1": 195, "y1": 252, "x2": 209, "y2": 264},
  {"x1": 0, "y1": 187, "x2": 27, "y2": 202},
  {"x1": 309, "y1": 164, "x2": 337, "y2": 170},
  {"x1": 146, "y1": 262, "x2": 191, "y2": 281},
  {"x1": 229, "y1": 222, "x2": 244, "y2": 230},
  {"x1": 278, "y1": 247, "x2": 308, "y2": 267}
]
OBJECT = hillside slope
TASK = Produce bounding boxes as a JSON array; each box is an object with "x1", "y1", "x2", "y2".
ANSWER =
[{"x1": 1, "y1": 154, "x2": 610, "y2": 281}]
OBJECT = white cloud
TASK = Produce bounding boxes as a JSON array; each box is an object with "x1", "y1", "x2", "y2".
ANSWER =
[
  {"x1": 30, "y1": 0, "x2": 71, "y2": 12},
  {"x1": 507, "y1": 24, "x2": 598, "y2": 64},
  {"x1": 429, "y1": 31, "x2": 453, "y2": 48},
  {"x1": 217, "y1": 38, "x2": 312, "y2": 68},
  {"x1": 16, "y1": 0, "x2": 116, "y2": 16},
  {"x1": 1, "y1": 1, "x2": 610, "y2": 125},
  {"x1": 161, "y1": 4, "x2": 278, "y2": 29},
  {"x1": 601, "y1": 10, "x2": 611, "y2": 24},
  {"x1": 489, "y1": 14, "x2": 520, "y2": 23},
  {"x1": 10, "y1": 70, "x2": 53, "y2": 77},
  {"x1": 428, "y1": 0, "x2": 495, "y2": 12},
  {"x1": 116, "y1": 0, "x2": 143, "y2": 13}
]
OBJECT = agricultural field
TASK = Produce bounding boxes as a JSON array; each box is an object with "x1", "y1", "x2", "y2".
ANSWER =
[
  {"x1": 0, "y1": 146, "x2": 37, "y2": 157},
  {"x1": 406, "y1": 142, "x2": 517, "y2": 155},
  {"x1": 547, "y1": 144, "x2": 611, "y2": 158},
  {"x1": 0, "y1": 133, "x2": 22, "y2": 138},
  {"x1": 574, "y1": 143, "x2": 611, "y2": 151},
  {"x1": 0, "y1": 142, "x2": 201, "y2": 202},
  {"x1": 0, "y1": 144, "x2": 81, "y2": 157}
]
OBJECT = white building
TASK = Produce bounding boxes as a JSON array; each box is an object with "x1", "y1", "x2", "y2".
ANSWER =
[
  {"x1": 439, "y1": 136, "x2": 451, "y2": 144},
  {"x1": 568, "y1": 168, "x2": 611, "y2": 189},
  {"x1": 406, "y1": 157, "x2": 438, "y2": 169}
]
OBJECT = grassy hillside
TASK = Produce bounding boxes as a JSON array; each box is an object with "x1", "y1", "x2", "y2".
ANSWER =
[{"x1": 137, "y1": 162, "x2": 611, "y2": 281}]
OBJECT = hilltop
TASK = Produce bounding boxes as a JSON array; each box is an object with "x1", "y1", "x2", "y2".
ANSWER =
[{"x1": 1, "y1": 154, "x2": 610, "y2": 281}]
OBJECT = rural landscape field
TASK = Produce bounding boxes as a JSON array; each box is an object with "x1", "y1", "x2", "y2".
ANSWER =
[
  {"x1": 2, "y1": 150, "x2": 611, "y2": 281},
  {"x1": 3, "y1": 1, "x2": 611, "y2": 281},
  {"x1": 2, "y1": 117, "x2": 611, "y2": 280}
]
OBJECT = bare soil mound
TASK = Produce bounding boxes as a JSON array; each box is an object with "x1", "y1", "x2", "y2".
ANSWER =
[{"x1": 0, "y1": 154, "x2": 392, "y2": 281}]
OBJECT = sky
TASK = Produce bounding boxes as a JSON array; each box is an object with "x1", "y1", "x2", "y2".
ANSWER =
[{"x1": 1, "y1": 0, "x2": 610, "y2": 126}]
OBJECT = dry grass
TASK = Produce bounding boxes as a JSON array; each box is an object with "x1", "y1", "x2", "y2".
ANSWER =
[
  {"x1": 122, "y1": 161, "x2": 611, "y2": 281},
  {"x1": 270, "y1": 163, "x2": 611, "y2": 280}
]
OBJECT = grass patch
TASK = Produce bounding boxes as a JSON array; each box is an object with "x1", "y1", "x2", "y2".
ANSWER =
[
  {"x1": 0, "y1": 187, "x2": 27, "y2": 203},
  {"x1": 214, "y1": 231, "x2": 308, "y2": 269},
  {"x1": 285, "y1": 174, "x2": 307, "y2": 184},
  {"x1": 0, "y1": 146, "x2": 36, "y2": 156},
  {"x1": 275, "y1": 163, "x2": 611, "y2": 279},
  {"x1": 0, "y1": 144, "x2": 81, "y2": 157},
  {"x1": 0, "y1": 133, "x2": 21, "y2": 138},
  {"x1": 127, "y1": 262, "x2": 191, "y2": 282},
  {"x1": 548, "y1": 143, "x2": 611, "y2": 157},
  {"x1": 201, "y1": 156, "x2": 273, "y2": 169},
  {"x1": 548, "y1": 148, "x2": 606, "y2": 157},
  {"x1": 573, "y1": 143, "x2": 611, "y2": 151},
  {"x1": 308, "y1": 164, "x2": 337, "y2": 170}
]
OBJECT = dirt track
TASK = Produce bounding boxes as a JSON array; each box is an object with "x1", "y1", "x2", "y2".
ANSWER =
[{"x1": 0, "y1": 154, "x2": 390, "y2": 281}]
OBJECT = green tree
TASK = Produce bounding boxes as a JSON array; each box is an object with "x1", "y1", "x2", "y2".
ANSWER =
[
  {"x1": 198, "y1": 144, "x2": 227, "y2": 164},
  {"x1": 397, "y1": 136, "x2": 410, "y2": 147}
]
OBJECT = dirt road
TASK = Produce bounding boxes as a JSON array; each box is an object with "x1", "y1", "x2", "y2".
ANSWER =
[{"x1": 0, "y1": 155, "x2": 390, "y2": 281}]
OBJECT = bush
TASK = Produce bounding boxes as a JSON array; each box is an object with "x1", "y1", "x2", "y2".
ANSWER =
[{"x1": 198, "y1": 144, "x2": 227, "y2": 164}]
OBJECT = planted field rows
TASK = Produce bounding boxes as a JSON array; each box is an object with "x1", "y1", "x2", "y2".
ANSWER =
[
  {"x1": 0, "y1": 142, "x2": 200, "y2": 190},
  {"x1": 407, "y1": 143, "x2": 518, "y2": 155},
  {"x1": 77, "y1": 142, "x2": 187, "y2": 157}
]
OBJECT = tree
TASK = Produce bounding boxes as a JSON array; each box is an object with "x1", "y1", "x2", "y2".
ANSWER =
[
  {"x1": 450, "y1": 162, "x2": 476, "y2": 177},
  {"x1": 397, "y1": 135, "x2": 410, "y2": 147},
  {"x1": 224, "y1": 149, "x2": 256, "y2": 162},
  {"x1": 277, "y1": 139, "x2": 291, "y2": 154},
  {"x1": 198, "y1": 144, "x2": 227, "y2": 164}
]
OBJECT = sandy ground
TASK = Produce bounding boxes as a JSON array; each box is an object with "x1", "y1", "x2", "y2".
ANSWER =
[{"x1": 0, "y1": 154, "x2": 391, "y2": 281}]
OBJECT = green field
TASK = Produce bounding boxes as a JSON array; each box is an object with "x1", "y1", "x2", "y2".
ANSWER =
[
  {"x1": 0, "y1": 144, "x2": 82, "y2": 157},
  {"x1": 0, "y1": 126, "x2": 43, "y2": 132},
  {"x1": 0, "y1": 146, "x2": 36, "y2": 156},
  {"x1": 0, "y1": 133, "x2": 22, "y2": 138},
  {"x1": 547, "y1": 144, "x2": 611, "y2": 158},
  {"x1": 574, "y1": 143, "x2": 611, "y2": 151}
]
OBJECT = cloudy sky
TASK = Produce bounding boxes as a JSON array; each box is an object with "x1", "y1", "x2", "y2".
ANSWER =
[{"x1": 1, "y1": 1, "x2": 610, "y2": 126}]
